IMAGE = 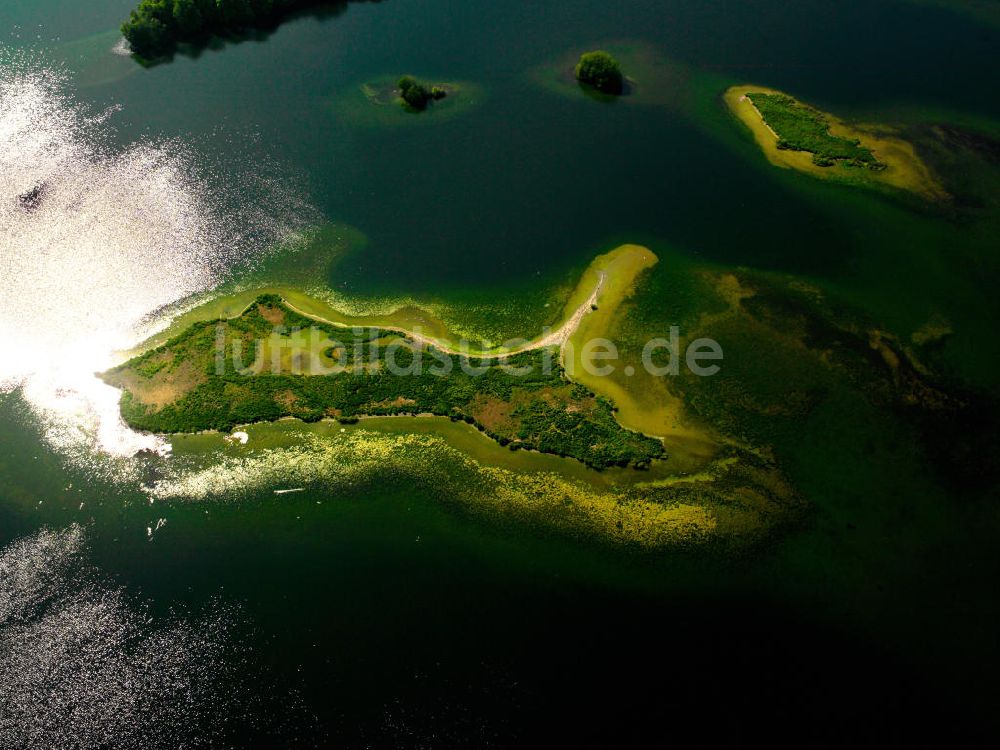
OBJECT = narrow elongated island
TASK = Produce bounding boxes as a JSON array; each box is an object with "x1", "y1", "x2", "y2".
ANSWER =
[
  {"x1": 744, "y1": 91, "x2": 885, "y2": 169},
  {"x1": 724, "y1": 85, "x2": 946, "y2": 199}
]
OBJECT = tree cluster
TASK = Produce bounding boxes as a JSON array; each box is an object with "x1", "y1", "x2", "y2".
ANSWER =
[
  {"x1": 121, "y1": 0, "x2": 357, "y2": 59},
  {"x1": 397, "y1": 76, "x2": 447, "y2": 111},
  {"x1": 574, "y1": 51, "x2": 624, "y2": 95}
]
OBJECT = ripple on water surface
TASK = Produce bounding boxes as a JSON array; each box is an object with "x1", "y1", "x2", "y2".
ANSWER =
[{"x1": 0, "y1": 525, "x2": 242, "y2": 749}]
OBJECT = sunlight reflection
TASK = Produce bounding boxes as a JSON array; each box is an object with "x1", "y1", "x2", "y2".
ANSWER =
[{"x1": 0, "y1": 54, "x2": 312, "y2": 464}]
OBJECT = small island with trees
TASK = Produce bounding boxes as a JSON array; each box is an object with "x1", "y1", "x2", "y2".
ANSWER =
[
  {"x1": 397, "y1": 76, "x2": 447, "y2": 111},
  {"x1": 334, "y1": 74, "x2": 483, "y2": 129},
  {"x1": 575, "y1": 50, "x2": 625, "y2": 95}
]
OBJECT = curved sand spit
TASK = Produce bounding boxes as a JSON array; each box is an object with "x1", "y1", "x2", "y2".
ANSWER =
[{"x1": 284, "y1": 270, "x2": 608, "y2": 359}]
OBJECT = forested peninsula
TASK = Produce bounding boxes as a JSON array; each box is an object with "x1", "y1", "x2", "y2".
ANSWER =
[{"x1": 121, "y1": 0, "x2": 377, "y2": 59}]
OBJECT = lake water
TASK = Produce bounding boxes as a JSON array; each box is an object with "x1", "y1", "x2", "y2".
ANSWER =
[{"x1": 1, "y1": 0, "x2": 999, "y2": 746}]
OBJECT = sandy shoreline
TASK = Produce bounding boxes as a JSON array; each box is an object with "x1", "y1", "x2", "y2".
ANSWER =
[
  {"x1": 723, "y1": 84, "x2": 946, "y2": 200},
  {"x1": 281, "y1": 270, "x2": 607, "y2": 359}
]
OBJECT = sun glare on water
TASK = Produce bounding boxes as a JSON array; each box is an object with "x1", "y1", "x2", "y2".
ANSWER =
[{"x1": 0, "y1": 55, "x2": 311, "y2": 466}]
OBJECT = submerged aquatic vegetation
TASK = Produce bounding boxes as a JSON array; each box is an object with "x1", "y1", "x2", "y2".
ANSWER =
[
  {"x1": 103, "y1": 234, "x2": 975, "y2": 551},
  {"x1": 152, "y1": 428, "x2": 800, "y2": 548}
]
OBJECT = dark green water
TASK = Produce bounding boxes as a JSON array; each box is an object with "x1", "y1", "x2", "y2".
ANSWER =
[{"x1": 2, "y1": 0, "x2": 1000, "y2": 746}]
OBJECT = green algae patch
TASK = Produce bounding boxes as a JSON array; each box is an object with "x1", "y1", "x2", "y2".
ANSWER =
[
  {"x1": 331, "y1": 75, "x2": 485, "y2": 129},
  {"x1": 724, "y1": 85, "x2": 947, "y2": 201},
  {"x1": 153, "y1": 425, "x2": 801, "y2": 549},
  {"x1": 667, "y1": 265, "x2": 964, "y2": 453}
]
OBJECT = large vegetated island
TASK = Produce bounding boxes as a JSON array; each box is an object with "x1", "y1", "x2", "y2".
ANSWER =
[
  {"x1": 103, "y1": 295, "x2": 666, "y2": 470},
  {"x1": 122, "y1": 0, "x2": 378, "y2": 59}
]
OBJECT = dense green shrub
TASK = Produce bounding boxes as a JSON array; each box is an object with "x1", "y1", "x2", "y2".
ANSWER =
[
  {"x1": 574, "y1": 51, "x2": 624, "y2": 95},
  {"x1": 398, "y1": 76, "x2": 446, "y2": 110}
]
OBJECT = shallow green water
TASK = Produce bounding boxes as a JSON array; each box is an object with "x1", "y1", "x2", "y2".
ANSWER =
[{"x1": 2, "y1": 0, "x2": 1000, "y2": 745}]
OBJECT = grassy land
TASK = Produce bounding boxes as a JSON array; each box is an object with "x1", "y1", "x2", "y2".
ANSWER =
[
  {"x1": 747, "y1": 92, "x2": 884, "y2": 169},
  {"x1": 104, "y1": 295, "x2": 665, "y2": 470}
]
